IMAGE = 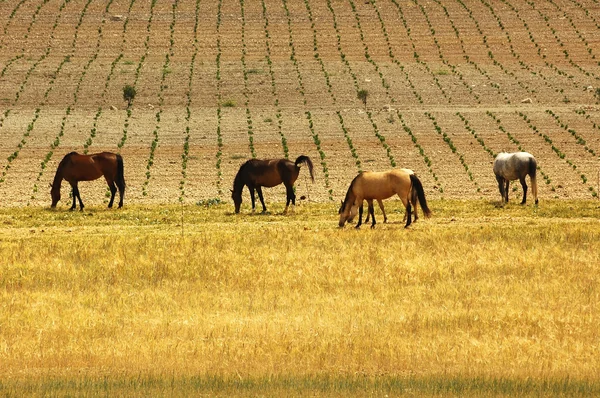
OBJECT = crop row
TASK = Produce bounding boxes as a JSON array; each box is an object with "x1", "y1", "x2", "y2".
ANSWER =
[
  {"x1": 118, "y1": 0, "x2": 157, "y2": 151},
  {"x1": 179, "y1": 0, "x2": 202, "y2": 202},
  {"x1": 517, "y1": 111, "x2": 596, "y2": 197},
  {"x1": 0, "y1": 0, "x2": 49, "y2": 80},
  {"x1": 525, "y1": 0, "x2": 598, "y2": 82},
  {"x1": 545, "y1": 109, "x2": 597, "y2": 158},
  {"x1": 142, "y1": 0, "x2": 176, "y2": 197},
  {"x1": 368, "y1": 0, "x2": 422, "y2": 104},
  {"x1": 0, "y1": 0, "x2": 69, "y2": 133},
  {"x1": 261, "y1": 0, "x2": 288, "y2": 159},
  {"x1": 1, "y1": 0, "x2": 89, "y2": 184},
  {"x1": 412, "y1": 0, "x2": 481, "y2": 104},
  {"x1": 214, "y1": 0, "x2": 224, "y2": 196},
  {"x1": 388, "y1": 0, "x2": 450, "y2": 104},
  {"x1": 338, "y1": 0, "x2": 396, "y2": 167},
  {"x1": 238, "y1": 0, "x2": 257, "y2": 159},
  {"x1": 82, "y1": 0, "x2": 136, "y2": 155},
  {"x1": 395, "y1": 111, "x2": 441, "y2": 191},
  {"x1": 425, "y1": 112, "x2": 480, "y2": 192},
  {"x1": 301, "y1": 0, "x2": 362, "y2": 171},
  {"x1": 282, "y1": 0, "x2": 332, "y2": 199}
]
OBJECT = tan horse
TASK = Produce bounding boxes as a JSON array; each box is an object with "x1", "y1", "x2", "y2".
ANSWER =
[
  {"x1": 338, "y1": 169, "x2": 431, "y2": 229},
  {"x1": 356, "y1": 168, "x2": 419, "y2": 224}
]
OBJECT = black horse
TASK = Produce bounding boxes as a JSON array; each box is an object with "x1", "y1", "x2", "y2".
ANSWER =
[
  {"x1": 51, "y1": 152, "x2": 126, "y2": 210},
  {"x1": 231, "y1": 156, "x2": 314, "y2": 213}
]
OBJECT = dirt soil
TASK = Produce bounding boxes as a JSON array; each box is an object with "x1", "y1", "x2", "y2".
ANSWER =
[{"x1": 0, "y1": 0, "x2": 599, "y2": 209}]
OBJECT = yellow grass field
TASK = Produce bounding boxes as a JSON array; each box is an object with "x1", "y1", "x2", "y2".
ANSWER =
[{"x1": 1, "y1": 200, "x2": 599, "y2": 396}]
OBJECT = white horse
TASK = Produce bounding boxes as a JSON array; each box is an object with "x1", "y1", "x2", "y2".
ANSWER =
[{"x1": 493, "y1": 152, "x2": 538, "y2": 205}]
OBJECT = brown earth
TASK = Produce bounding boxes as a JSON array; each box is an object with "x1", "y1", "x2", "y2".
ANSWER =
[{"x1": 0, "y1": 0, "x2": 599, "y2": 209}]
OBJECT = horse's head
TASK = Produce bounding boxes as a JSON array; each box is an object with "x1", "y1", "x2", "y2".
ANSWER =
[
  {"x1": 338, "y1": 199, "x2": 354, "y2": 227},
  {"x1": 231, "y1": 189, "x2": 242, "y2": 213},
  {"x1": 345, "y1": 202, "x2": 359, "y2": 223},
  {"x1": 50, "y1": 182, "x2": 60, "y2": 208}
]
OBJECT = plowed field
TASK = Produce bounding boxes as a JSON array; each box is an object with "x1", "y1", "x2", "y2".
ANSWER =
[{"x1": 0, "y1": 0, "x2": 599, "y2": 208}]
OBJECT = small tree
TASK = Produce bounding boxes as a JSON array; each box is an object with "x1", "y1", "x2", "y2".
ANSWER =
[
  {"x1": 595, "y1": 87, "x2": 600, "y2": 103},
  {"x1": 357, "y1": 89, "x2": 368, "y2": 109},
  {"x1": 123, "y1": 84, "x2": 136, "y2": 107}
]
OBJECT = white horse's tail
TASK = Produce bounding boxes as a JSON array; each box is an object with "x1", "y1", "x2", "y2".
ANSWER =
[{"x1": 529, "y1": 157, "x2": 538, "y2": 204}]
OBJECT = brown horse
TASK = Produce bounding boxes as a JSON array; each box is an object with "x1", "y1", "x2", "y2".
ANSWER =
[
  {"x1": 339, "y1": 169, "x2": 431, "y2": 229},
  {"x1": 51, "y1": 152, "x2": 126, "y2": 210},
  {"x1": 231, "y1": 155, "x2": 314, "y2": 213}
]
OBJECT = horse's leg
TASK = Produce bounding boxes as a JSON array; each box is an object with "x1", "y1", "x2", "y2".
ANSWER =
[
  {"x1": 404, "y1": 201, "x2": 412, "y2": 228},
  {"x1": 377, "y1": 199, "x2": 387, "y2": 223},
  {"x1": 249, "y1": 185, "x2": 256, "y2": 212},
  {"x1": 519, "y1": 177, "x2": 528, "y2": 204},
  {"x1": 256, "y1": 186, "x2": 267, "y2": 213},
  {"x1": 106, "y1": 179, "x2": 117, "y2": 208},
  {"x1": 505, "y1": 180, "x2": 510, "y2": 203},
  {"x1": 69, "y1": 184, "x2": 77, "y2": 211},
  {"x1": 368, "y1": 200, "x2": 376, "y2": 229},
  {"x1": 496, "y1": 174, "x2": 506, "y2": 204},
  {"x1": 355, "y1": 202, "x2": 364, "y2": 229},
  {"x1": 284, "y1": 183, "x2": 296, "y2": 214},
  {"x1": 117, "y1": 180, "x2": 125, "y2": 208},
  {"x1": 73, "y1": 183, "x2": 84, "y2": 211}
]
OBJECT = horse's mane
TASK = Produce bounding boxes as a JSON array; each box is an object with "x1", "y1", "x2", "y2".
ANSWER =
[
  {"x1": 232, "y1": 160, "x2": 253, "y2": 193},
  {"x1": 342, "y1": 173, "x2": 362, "y2": 208},
  {"x1": 53, "y1": 152, "x2": 78, "y2": 181}
]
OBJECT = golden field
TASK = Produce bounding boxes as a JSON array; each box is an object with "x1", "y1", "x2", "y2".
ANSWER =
[{"x1": 1, "y1": 200, "x2": 599, "y2": 396}]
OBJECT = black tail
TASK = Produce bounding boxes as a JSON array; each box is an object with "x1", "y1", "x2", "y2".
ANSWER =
[
  {"x1": 116, "y1": 154, "x2": 126, "y2": 188},
  {"x1": 410, "y1": 174, "x2": 431, "y2": 218},
  {"x1": 295, "y1": 155, "x2": 315, "y2": 182}
]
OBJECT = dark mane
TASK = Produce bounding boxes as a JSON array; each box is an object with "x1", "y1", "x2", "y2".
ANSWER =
[
  {"x1": 342, "y1": 173, "x2": 361, "y2": 208},
  {"x1": 232, "y1": 160, "x2": 253, "y2": 194}
]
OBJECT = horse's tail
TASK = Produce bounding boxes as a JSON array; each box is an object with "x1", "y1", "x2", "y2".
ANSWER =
[
  {"x1": 409, "y1": 174, "x2": 431, "y2": 218},
  {"x1": 116, "y1": 154, "x2": 126, "y2": 188},
  {"x1": 295, "y1": 155, "x2": 315, "y2": 182},
  {"x1": 529, "y1": 156, "x2": 538, "y2": 204}
]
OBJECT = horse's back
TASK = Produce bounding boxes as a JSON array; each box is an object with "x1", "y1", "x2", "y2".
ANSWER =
[
  {"x1": 494, "y1": 152, "x2": 535, "y2": 180},
  {"x1": 241, "y1": 158, "x2": 288, "y2": 187},
  {"x1": 355, "y1": 170, "x2": 412, "y2": 199},
  {"x1": 63, "y1": 152, "x2": 117, "y2": 181}
]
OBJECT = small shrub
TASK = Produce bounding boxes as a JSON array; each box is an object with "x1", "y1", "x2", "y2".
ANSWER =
[
  {"x1": 357, "y1": 89, "x2": 368, "y2": 108},
  {"x1": 222, "y1": 99, "x2": 236, "y2": 107},
  {"x1": 122, "y1": 84, "x2": 136, "y2": 106}
]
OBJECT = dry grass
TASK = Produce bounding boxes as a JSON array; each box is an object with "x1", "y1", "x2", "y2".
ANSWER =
[{"x1": 0, "y1": 200, "x2": 599, "y2": 395}]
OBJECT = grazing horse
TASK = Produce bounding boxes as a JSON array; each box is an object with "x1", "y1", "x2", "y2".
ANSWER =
[
  {"x1": 51, "y1": 152, "x2": 126, "y2": 210},
  {"x1": 357, "y1": 168, "x2": 419, "y2": 224},
  {"x1": 339, "y1": 169, "x2": 431, "y2": 229},
  {"x1": 493, "y1": 152, "x2": 538, "y2": 205},
  {"x1": 231, "y1": 155, "x2": 315, "y2": 214}
]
